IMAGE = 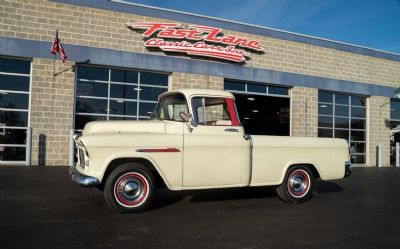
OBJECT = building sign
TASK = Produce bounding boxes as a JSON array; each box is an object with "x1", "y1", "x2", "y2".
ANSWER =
[{"x1": 127, "y1": 22, "x2": 264, "y2": 62}]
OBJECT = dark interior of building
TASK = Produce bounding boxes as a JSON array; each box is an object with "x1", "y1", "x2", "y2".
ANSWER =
[{"x1": 233, "y1": 94, "x2": 290, "y2": 136}]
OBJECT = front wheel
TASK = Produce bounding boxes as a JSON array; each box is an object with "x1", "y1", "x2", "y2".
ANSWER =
[
  {"x1": 276, "y1": 166, "x2": 314, "y2": 203},
  {"x1": 104, "y1": 163, "x2": 155, "y2": 213}
]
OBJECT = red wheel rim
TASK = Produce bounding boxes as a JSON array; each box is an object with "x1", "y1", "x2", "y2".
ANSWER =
[
  {"x1": 287, "y1": 169, "x2": 310, "y2": 198},
  {"x1": 114, "y1": 172, "x2": 149, "y2": 208}
]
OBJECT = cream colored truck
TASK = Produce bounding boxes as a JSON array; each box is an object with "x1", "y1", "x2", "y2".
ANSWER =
[{"x1": 70, "y1": 89, "x2": 351, "y2": 213}]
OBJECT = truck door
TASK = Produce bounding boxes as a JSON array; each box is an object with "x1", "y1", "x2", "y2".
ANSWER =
[{"x1": 183, "y1": 96, "x2": 250, "y2": 188}]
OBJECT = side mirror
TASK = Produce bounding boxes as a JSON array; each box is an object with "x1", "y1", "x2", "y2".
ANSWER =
[
  {"x1": 179, "y1": 112, "x2": 197, "y2": 132},
  {"x1": 179, "y1": 112, "x2": 191, "y2": 122}
]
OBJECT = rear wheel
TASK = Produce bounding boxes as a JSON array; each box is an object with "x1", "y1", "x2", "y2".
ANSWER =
[
  {"x1": 276, "y1": 166, "x2": 314, "y2": 203},
  {"x1": 104, "y1": 163, "x2": 155, "y2": 213}
]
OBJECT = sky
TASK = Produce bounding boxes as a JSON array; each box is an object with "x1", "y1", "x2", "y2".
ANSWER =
[{"x1": 125, "y1": 0, "x2": 400, "y2": 54}]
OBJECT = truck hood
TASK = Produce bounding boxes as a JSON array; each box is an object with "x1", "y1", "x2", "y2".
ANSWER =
[{"x1": 82, "y1": 120, "x2": 166, "y2": 135}]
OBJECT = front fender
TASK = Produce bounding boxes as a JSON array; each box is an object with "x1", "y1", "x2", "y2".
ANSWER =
[{"x1": 100, "y1": 152, "x2": 176, "y2": 190}]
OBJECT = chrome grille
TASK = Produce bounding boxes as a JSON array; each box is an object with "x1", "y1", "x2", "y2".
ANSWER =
[{"x1": 79, "y1": 148, "x2": 85, "y2": 168}]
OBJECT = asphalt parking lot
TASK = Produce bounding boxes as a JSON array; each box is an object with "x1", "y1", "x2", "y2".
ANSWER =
[{"x1": 0, "y1": 167, "x2": 400, "y2": 249}]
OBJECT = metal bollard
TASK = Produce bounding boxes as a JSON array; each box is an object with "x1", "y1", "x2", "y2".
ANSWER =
[
  {"x1": 25, "y1": 127, "x2": 32, "y2": 166},
  {"x1": 396, "y1": 142, "x2": 400, "y2": 167},
  {"x1": 377, "y1": 143, "x2": 382, "y2": 167}
]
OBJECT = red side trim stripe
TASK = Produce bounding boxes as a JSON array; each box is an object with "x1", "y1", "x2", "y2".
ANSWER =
[{"x1": 136, "y1": 148, "x2": 181, "y2": 153}]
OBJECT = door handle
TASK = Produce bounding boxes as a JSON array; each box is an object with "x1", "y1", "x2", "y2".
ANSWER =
[{"x1": 225, "y1": 128, "x2": 239, "y2": 132}]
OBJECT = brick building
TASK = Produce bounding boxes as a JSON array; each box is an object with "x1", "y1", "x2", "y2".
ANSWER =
[{"x1": 0, "y1": 0, "x2": 399, "y2": 167}]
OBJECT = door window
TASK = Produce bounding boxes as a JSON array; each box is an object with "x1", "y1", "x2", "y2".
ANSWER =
[{"x1": 191, "y1": 97, "x2": 235, "y2": 126}]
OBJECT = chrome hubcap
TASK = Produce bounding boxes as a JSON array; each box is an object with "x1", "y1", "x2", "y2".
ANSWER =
[
  {"x1": 119, "y1": 178, "x2": 143, "y2": 201},
  {"x1": 289, "y1": 176, "x2": 306, "y2": 192},
  {"x1": 123, "y1": 181, "x2": 141, "y2": 199},
  {"x1": 287, "y1": 169, "x2": 310, "y2": 197}
]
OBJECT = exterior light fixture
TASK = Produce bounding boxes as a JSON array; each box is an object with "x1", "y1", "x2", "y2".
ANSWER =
[
  {"x1": 252, "y1": 110, "x2": 259, "y2": 113},
  {"x1": 247, "y1": 97, "x2": 255, "y2": 101},
  {"x1": 244, "y1": 117, "x2": 250, "y2": 120}
]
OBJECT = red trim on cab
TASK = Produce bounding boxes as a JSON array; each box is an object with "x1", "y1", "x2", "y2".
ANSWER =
[{"x1": 225, "y1": 98, "x2": 240, "y2": 126}]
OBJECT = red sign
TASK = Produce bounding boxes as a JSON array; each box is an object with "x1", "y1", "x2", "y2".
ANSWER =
[{"x1": 127, "y1": 22, "x2": 264, "y2": 62}]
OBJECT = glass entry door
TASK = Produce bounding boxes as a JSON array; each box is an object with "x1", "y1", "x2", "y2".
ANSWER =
[{"x1": 0, "y1": 57, "x2": 31, "y2": 165}]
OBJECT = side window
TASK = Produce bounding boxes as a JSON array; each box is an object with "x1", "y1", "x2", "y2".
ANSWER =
[
  {"x1": 153, "y1": 93, "x2": 188, "y2": 121},
  {"x1": 192, "y1": 97, "x2": 233, "y2": 126}
]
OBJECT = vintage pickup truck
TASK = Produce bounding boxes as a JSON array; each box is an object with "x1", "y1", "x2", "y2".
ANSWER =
[{"x1": 70, "y1": 89, "x2": 351, "y2": 213}]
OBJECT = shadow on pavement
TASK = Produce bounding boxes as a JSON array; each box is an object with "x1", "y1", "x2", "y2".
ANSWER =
[{"x1": 314, "y1": 180, "x2": 343, "y2": 193}]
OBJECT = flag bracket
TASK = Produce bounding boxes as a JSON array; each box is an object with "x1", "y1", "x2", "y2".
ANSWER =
[{"x1": 53, "y1": 65, "x2": 76, "y2": 77}]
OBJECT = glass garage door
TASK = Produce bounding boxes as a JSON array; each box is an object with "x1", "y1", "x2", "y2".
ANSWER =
[
  {"x1": 74, "y1": 65, "x2": 169, "y2": 130},
  {"x1": 318, "y1": 91, "x2": 367, "y2": 164},
  {"x1": 0, "y1": 57, "x2": 31, "y2": 165}
]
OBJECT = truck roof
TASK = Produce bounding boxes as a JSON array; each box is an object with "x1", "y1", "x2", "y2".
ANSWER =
[{"x1": 161, "y1": 89, "x2": 234, "y2": 99}]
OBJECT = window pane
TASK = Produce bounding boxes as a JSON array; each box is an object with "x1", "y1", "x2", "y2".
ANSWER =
[
  {"x1": 335, "y1": 105, "x2": 349, "y2": 117},
  {"x1": 110, "y1": 84, "x2": 138, "y2": 99},
  {"x1": 76, "y1": 81, "x2": 108, "y2": 97},
  {"x1": 0, "y1": 111, "x2": 28, "y2": 126},
  {"x1": 0, "y1": 92, "x2": 29, "y2": 109},
  {"x1": 247, "y1": 84, "x2": 266, "y2": 93},
  {"x1": 109, "y1": 100, "x2": 137, "y2": 116},
  {"x1": 335, "y1": 129, "x2": 349, "y2": 139},
  {"x1": 140, "y1": 86, "x2": 166, "y2": 101},
  {"x1": 140, "y1": 72, "x2": 168, "y2": 86},
  {"x1": 77, "y1": 66, "x2": 108, "y2": 81},
  {"x1": 318, "y1": 116, "x2": 333, "y2": 128},
  {"x1": 351, "y1": 119, "x2": 366, "y2": 129},
  {"x1": 153, "y1": 93, "x2": 188, "y2": 121},
  {"x1": 335, "y1": 117, "x2": 349, "y2": 129},
  {"x1": 0, "y1": 58, "x2": 30, "y2": 74},
  {"x1": 139, "y1": 102, "x2": 157, "y2": 117},
  {"x1": 110, "y1": 69, "x2": 125, "y2": 82},
  {"x1": 74, "y1": 115, "x2": 106, "y2": 130},
  {"x1": 0, "y1": 128, "x2": 26, "y2": 144},
  {"x1": 335, "y1": 94, "x2": 349, "y2": 105},
  {"x1": 319, "y1": 92, "x2": 333, "y2": 103},
  {"x1": 76, "y1": 98, "x2": 107, "y2": 114},
  {"x1": 350, "y1": 154, "x2": 365, "y2": 164},
  {"x1": 351, "y1": 107, "x2": 366, "y2": 118},
  {"x1": 318, "y1": 128, "x2": 333, "y2": 137},
  {"x1": 199, "y1": 98, "x2": 231, "y2": 126},
  {"x1": 0, "y1": 147, "x2": 26, "y2": 161},
  {"x1": 224, "y1": 81, "x2": 245, "y2": 91},
  {"x1": 0, "y1": 75, "x2": 30, "y2": 92},
  {"x1": 391, "y1": 100, "x2": 400, "y2": 120},
  {"x1": 268, "y1": 86, "x2": 288, "y2": 95},
  {"x1": 126, "y1": 71, "x2": 139, "y2": 83},
  {"x1": 350, "y1": 142, "x2": 365, "y2": 153},
  {"x1": 318, "y1": 104, "x2": 332, "y2": 115},
  {"x1": 111, "y1": 69, "x2": 138, "y2": 83},
  {"x1": 351, "y1": 96, "x2": 365, "y2": 107},
  {"x1": 351, "y1": 130, "x2": 365, "y2": 141}
]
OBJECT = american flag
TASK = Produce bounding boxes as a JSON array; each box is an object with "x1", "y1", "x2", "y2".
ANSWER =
[{"x1": 50, "y1": 30, "x2": 67, "y2": 63}]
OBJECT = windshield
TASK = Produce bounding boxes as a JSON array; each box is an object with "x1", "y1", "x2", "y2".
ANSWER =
[{"x1": 152, "y1": 93, "x2": 189, "y2": 122}]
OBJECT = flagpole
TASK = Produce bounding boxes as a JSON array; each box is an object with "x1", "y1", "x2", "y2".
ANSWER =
[{"x1": 53, "y1": 29, "x2": 58, "y2": 76}]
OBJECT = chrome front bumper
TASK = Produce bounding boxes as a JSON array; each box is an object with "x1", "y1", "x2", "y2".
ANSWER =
[
  {"x1": 69, "y1": 164, "x2": 100, "y2": 187},
  {"x1": 344, "y1": 160, "x2": 352, "y2": 178}
]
